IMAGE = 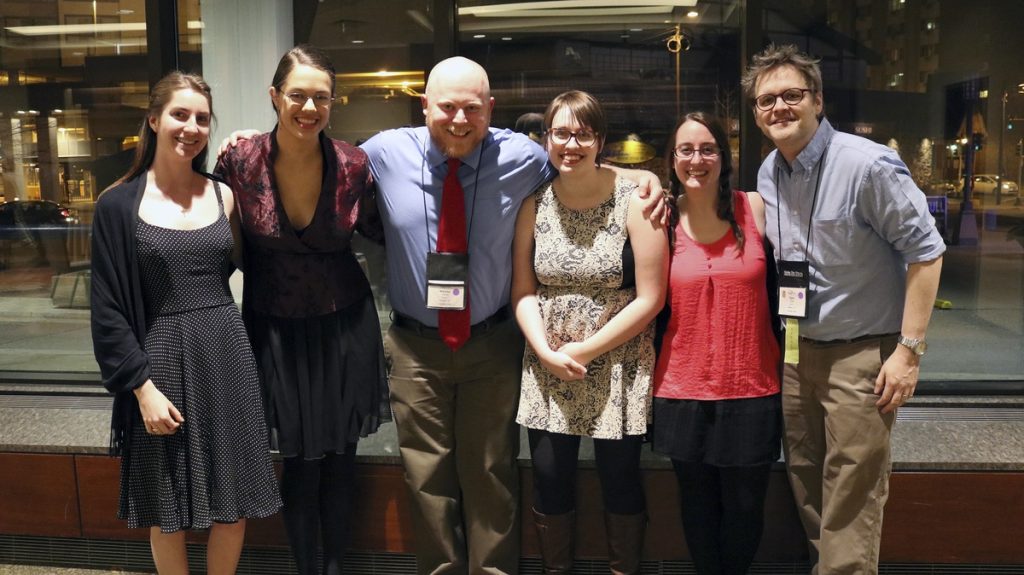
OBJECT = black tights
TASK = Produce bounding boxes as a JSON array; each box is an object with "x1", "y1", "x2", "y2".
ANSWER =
[
  {"x1": 672, "y1": 460, "x2": 772, "y2": 575},
  {"x1": 528, "y1": 429, "x2": 645, "y2": 516},
  {"x1": 280, "y1": 445, "x2": 358, "y2": 575}
]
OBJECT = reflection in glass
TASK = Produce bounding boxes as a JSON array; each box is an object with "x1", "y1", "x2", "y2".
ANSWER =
[
  {"x1": 458, "y1": 0, "x2": 743, "y2": 184},
  {"x1": 0, "y1": 0, "x2": 149, "y2": 372},
  {"x1": 763, "y1": 1, "x2": 1024, "y2": 382}
]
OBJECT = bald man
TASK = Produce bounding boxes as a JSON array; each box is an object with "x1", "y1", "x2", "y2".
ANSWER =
[{"x1": 361, "y1": 57, "x2": 662, "y2": 574}]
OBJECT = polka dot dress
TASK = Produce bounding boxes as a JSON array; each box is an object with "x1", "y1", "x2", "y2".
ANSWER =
[{"x1": 119, "y1": 183, "x2": 281, "y2": 532}]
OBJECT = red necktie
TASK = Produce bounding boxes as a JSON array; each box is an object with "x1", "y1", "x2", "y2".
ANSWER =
[{"x1": 437, "y1": 158, "x2": 470, "y2": 350}]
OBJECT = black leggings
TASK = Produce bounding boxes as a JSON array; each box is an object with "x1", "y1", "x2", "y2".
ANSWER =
[
  {"x1": 672, "y1": 460, "x2": 773, "y2": 575},
  {"x1": 280, "y1": 445, "x2": 358, "y2": 575},
  {"x1": 528, "y1": 429, "x2": 645, "y2": 516}
]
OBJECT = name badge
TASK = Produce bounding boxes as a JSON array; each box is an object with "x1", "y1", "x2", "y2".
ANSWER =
[
  {"x1": 778, "y1": 260, "x2": 809, "y2": 319},
  {"x1": 426, "y1": 252, "x2": 468, "y2": 310}
]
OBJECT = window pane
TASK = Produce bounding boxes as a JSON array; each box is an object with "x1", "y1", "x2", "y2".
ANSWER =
[
  {"x1": 458, "y1": 0, "x2": 743, "y2": 185},
  {"x1": 0, "y1": 0, "x2": 148, "y2": 373},
  {"x1": 766, "y1": 0, "x2": 1024, "y2": 382}
]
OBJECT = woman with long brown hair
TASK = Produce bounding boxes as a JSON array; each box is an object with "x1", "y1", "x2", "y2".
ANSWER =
[
  {"x1": 90, "y1": 71, "x2": 281, "y2": 574},
  {"x1": 653, "y1": 111, "x2": 782, "y2": 575}
]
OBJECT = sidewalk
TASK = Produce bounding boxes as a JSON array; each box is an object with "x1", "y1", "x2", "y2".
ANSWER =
[
  {"x1": 0, "y1": 297, "x2": 94, "y2": 372},
  {"x1": 0, "y1": 296, "x2": 89, "y2": 322}
]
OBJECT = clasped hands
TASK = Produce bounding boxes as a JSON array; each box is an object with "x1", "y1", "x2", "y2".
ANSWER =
[{"x1": 538, "y1": 342, "x2": 592, "y2": 381}]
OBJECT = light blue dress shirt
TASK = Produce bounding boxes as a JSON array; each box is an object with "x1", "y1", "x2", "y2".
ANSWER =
[
  {"x1": 757, "y1": 118, "x2": 946, "y2": 341},
  {"x1": 361, "y1": 126, "x2": 555, "y2": 327}
]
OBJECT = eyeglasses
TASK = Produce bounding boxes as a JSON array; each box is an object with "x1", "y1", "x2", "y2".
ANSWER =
[
  {"x1": 753, "y1": 88, "x2": 813, "y2": 111},
  {"x1": 284, "y1": 92, "x2": 333, "y2": 107},
  {"x1": 547, "y1": 128, "x2": 598, "y2": 147},
  {"x1": 673, "y1": 145, "x2": 720, "y2": 160}
]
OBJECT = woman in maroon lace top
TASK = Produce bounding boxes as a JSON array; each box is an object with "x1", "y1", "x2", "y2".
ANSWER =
[{"x1": 215, "y1": 45, "x2": 388, "y2": 575}]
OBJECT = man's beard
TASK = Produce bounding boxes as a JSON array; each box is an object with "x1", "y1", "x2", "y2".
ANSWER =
[{"x1": 428, "y1": 121, "x2": 482, "y2": 159}]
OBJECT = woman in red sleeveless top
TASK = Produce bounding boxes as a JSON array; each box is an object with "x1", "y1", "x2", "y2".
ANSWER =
[{"x1": 652, "y1": 112, "x2": 782, "y2": 574}]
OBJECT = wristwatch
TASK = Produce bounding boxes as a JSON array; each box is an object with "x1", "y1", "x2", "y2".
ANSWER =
[{"x1": 897, "y1": 335, "x2": 927, "y2": 356}]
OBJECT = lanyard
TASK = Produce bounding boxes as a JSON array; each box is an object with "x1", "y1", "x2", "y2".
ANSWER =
[
  {"x1": 419, "y1": 137, "x2": 484, "y2": 251},
  {"x1": 774, "y1": 142, "x2": 830, "y2": 262}
]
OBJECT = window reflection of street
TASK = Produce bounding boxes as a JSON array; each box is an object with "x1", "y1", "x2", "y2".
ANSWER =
[
  {"x1": 0, "y1": 0, "x2": 1021, "y2": 385},
  {"x1": 931, "y1": 197, "x2": 1024, "y2": 379}
]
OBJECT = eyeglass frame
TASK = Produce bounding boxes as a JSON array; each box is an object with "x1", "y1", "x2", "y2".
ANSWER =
[
  {"x1": 672, "y1": 144, "x2": 721, "y2": 161},
  {"x1": 546, "y1": 127, "x2": 599, "y2": 147},
  {"x1": 752, "y1": 87, "x2": 814, "y2": 111},
  {"x1": 282, "y1": 91, "x2": 334, "y2": 107}
]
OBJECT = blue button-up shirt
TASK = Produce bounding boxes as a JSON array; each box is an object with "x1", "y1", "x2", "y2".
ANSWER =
[
  {"x1": 758, "y1": 119, "x2": 946, "y2": 341},
  {"x1": 361, "y1": 126, "x2": 554, "y2": 326}
]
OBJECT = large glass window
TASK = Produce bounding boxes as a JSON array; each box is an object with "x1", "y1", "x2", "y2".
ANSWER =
[
  {"x1": 763, "y1": 1, "x2": 1024, "y2": 383},
  {"x1": 0, "y1": 0, "x2": 147, "y2": 373},
  {"x1": 0, "y1": 0, "x2": 1020, "y2": 386}
]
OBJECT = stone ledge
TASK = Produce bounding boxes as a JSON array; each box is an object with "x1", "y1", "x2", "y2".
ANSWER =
[{"x1": 3, "y1": 397, "x2": 1023, "y2": 471}]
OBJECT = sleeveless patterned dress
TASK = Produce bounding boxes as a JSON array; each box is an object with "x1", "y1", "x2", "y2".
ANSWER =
[
  {"x1": 119, "y1": 183, "x2": 281, "y2": 532},
  {"x1": 516, "y1": 177, "x2": 655, "y2": 439}
]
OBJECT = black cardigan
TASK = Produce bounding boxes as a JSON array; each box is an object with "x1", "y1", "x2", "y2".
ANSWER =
[{"x1": 90, "y1": 174, "x2": 150, "y2": 455}]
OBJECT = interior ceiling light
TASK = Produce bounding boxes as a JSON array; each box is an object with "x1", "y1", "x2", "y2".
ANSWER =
[
  {"x1": 7, "y1": 23, "x2": 145, "y2": 36},
  {"x1": 336, "y1": 70, "x2": 424, "y2": 92},
  {"x1": 460, "y1": 0, "x2": 696, "y2": 16},
  {"x1": 6, "y1": 20, "x2": 203, "y2": 36},
  {"x1": 465, "y1": 7, "x2": 677, "y2": 18}
]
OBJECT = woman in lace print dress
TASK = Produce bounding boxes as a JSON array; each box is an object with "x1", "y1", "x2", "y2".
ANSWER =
[
  {"x1": 511, "y1": 90, "x2": 668, "y2": 574},
  {"x1": 90, "y1": 72, "x2": 281, "y2": 575}
]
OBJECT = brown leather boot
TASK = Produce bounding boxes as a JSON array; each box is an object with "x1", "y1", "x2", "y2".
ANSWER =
[
  {"x1": 533, "y1": 508, "x2": 575, "y2": 574},
  {"x1": 604, "y1": 511, "x2": 646, "y2": 575}
]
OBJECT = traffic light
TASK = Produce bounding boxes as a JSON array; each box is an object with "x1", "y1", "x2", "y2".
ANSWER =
[
  {"x1": 1018, "y1": 140, "x2": 1024, "y2": 157},
  {"x1": 972, "y1": 133, "x2": 984, "y2": 151}
]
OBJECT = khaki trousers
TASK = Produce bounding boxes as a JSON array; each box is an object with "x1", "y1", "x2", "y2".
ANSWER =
[
  {"x1": 782, "y1": 335, "x2": 898, "y2": 575},
  {"x1": 386, "y1": 318, "x2": 524, "y2": 575}
]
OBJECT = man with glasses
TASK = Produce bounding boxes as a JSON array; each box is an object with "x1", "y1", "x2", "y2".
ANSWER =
[
  {"x1": 361, "y1": 57, "x2": 664, "y2": 575},
  {"x1": 741, "y1": 44, "x2": 945, "y2": 574}
]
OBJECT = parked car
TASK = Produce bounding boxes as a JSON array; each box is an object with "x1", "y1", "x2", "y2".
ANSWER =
[
  {"x1": 963, "y1": 174, "x2": 1019, "y2": 196},
  {"x1": 0, "y1": 200, "x2": 79, "y2": 230},
  {"x1": 0, "y1": 200, "x2": 79, "y2": 270}
]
